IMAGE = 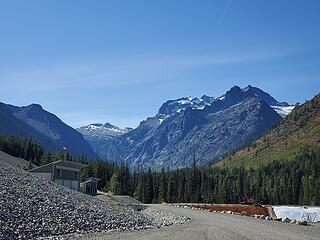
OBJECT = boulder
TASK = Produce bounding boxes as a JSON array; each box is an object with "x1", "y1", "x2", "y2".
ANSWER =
[
  {"x1": 240, "y1": 211, "x2": 248, "y2": 216},
  {"x1": 296, "y1": 220, "x2": 308, "y2": 226},
  {"x1": 282, "y1": 217, "x2": 291, "y2": 223}
]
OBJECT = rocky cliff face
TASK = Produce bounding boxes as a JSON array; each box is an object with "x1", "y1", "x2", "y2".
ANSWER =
[{"x1": 111, "y1": 86, "x2": 283, "y2": 169}]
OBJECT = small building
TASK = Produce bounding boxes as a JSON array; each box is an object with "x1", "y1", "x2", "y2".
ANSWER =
[
  {"x1": 29, "y1": 160, "x2": 87, "y2": 191},
  {"x1": 80, "y1": 177, "x2": 100, "y2": 196}
]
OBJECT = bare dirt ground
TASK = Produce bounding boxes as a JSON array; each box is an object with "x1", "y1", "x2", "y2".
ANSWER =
[{"x1": 68, "y1": 204, "x2": 320, "y2": 240}]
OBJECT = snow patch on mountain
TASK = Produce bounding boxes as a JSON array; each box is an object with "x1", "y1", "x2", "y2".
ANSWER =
[
  {"x1": 158, "y1": 96, "x2": 215, "y2": 117},
  {"x1": 272, "y1": 105, "x2": 295, "y2": 118},
  {"x1": 158, "y1": 118, "x2": 165, "y2": 124},
  {"x1": 156, "y1": 85, "x2": 293, "y2": 123},
  {"x1": 77, "y1": 122, "x2": 130, "y2": 141}
]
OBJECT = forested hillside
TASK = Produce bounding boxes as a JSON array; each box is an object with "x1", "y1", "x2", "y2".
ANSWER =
[
  {"x1": 0, "y1": 135, "x2": 88, "y2": 167},
  {"x1": 84, "y1": 146, "x2": 320, "y2": 206},
  {"x1": 2, "y1": 134, "x2": 319, "y2": 206},
  {"x1": 218, "y1": 94, "x2": 320, "y2": 168}
]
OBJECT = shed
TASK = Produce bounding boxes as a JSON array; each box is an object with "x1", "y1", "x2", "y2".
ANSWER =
[{"x1": 80, "y1": 177, "x2": 100, "y2": 195}]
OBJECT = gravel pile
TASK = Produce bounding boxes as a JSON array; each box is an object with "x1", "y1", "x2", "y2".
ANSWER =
[
  {"x1": 142, "y1": 207, "x2": 191, "y2": 228},
  {"x1": 0, "y1": 150, "x2": 34, "y2": 169},
  {"x1": 0, "y1": 162, "x2": 152, "y2": 240}
]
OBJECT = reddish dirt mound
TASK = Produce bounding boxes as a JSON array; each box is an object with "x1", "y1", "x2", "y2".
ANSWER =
[{"x1": 192, "y1": 204, "x2": 270, "y2": 216}]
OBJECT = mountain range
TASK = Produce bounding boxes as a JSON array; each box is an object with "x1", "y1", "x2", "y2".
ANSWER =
[
  {"x1": 0, "y1": 85, "x2": 296, "y2": 169},
  {"x1": 78, "y1": 85, "x2": 295, "y2": 169},
  {"x1": 0, "y1": 102, "x2": 95, "y2": 159}
]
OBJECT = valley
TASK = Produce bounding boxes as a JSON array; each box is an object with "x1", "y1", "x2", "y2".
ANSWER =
[{"x1": 1, "y1": 1, "x2": 320, "y2": 239}]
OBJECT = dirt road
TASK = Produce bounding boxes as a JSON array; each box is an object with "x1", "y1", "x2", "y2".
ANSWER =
[{"x1": 71, "y1": 204, "x2": 320, "y2": 240}]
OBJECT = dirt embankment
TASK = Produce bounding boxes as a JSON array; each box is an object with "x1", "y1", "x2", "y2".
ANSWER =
[{"x1": 191, "y1": 204, "x2": 270, "y2": 216}]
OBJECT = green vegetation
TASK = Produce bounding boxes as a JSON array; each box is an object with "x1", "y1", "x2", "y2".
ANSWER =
[
  {"x1": 0, "y1": 135, "x2": 44, "y2": 165},
  {"x1": 82, "y1": 159, "x2": 130, "y2": 194},
  {"x1": 0, "y1": 135, "x2": 88, "y2": 166},
  {"x1": 79, "y1": 145, "x2": 320, "y2": 205},
  {"x1": 1, "y1": 134, "x2": 319, "y2": 205}
]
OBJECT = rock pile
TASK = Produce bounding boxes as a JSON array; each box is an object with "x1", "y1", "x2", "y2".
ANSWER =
[
  {"x1": 142, "y1": 207, "x2": 190, "y2": 228},
  {"x1": 0, "y1": 162, "x2": 152, "y2": 239}
]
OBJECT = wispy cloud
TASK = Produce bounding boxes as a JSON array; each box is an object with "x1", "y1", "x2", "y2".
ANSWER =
[
  {"x1": 0, "y1": 50, "x2": 282, "y2": 94},
  {"x1": 0, "y1": 50, "x2": 291, "y2": 128},
  {"x1": 220, "y1": 0, "x2": 233, "y2": 23}
]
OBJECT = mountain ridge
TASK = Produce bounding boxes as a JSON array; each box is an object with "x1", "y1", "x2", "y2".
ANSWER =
[
  {"x1": 115, "y1": 86, "x2": 283, "y2": 169},
  {"x1": 0, "y1": 102, "x2": 95, "y2": 159},
  {"x1": 80, "y1": 85, "x2": 291, "y2": 169}
]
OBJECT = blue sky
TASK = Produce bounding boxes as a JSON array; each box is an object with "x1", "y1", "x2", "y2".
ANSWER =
[{"x1": 0, "y1": 0, "x2": 320, "y2": 128}]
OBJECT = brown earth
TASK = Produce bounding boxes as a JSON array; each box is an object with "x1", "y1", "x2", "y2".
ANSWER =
[{"x1": 191, "y1": 204, "x2": 270, "y2": 216}]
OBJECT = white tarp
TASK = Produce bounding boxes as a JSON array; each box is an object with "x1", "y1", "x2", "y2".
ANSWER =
[{"x1": 273, "y1": 206, "x2": 320, "y2": 223}]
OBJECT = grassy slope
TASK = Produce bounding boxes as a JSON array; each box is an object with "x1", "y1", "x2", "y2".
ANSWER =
[{"x1": 217, "y1": 94, "x2": 320, "y2": 168}]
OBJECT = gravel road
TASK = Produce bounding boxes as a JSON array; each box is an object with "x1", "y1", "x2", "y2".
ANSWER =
[{"x1": 72, "y1": 204, "x2": 320, "y2": 240}]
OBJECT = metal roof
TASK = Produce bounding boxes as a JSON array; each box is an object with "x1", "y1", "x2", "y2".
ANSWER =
[
  {"x1": 81, "y1": 177, "x2": 101, "y2": 184},
  {"x1": 29, "y1": 160, "x2": 87, "y2": 172}
]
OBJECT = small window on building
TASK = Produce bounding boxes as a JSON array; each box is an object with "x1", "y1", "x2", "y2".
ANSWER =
[
  {"x1": 57, "y1": 169, "x2": 61, "y2": 177},
  {"x1": 75, "y1": 171, "x2": 78, "y2": 178}
]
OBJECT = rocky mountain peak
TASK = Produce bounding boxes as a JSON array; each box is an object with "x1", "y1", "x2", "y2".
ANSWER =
[
  {"x1": 103, "y1": 122, "x2": 116, "y2": 129},
  {"x1": 77, "y1": 122, "x2": 130, "y2": 143},
  {"x1": 242, "y1": 85, "x2": 289, "y2": 107},
  {"x1": 27, "y1": 103, "x2": 44, "y2": 110},
  {"x1": 225, "y1": 85, "x2": 243, "y2": 101}
]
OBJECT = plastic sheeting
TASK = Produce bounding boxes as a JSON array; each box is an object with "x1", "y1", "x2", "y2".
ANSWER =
[{"x1": 273, "y1": 206, "x2": 320, "y2": 223}]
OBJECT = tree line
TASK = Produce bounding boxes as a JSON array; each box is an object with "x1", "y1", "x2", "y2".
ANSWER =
[
  {"x1": 0, "y1": 135, "x2": 88, "y2": 168},
  {"x1": 85, "y1": 145, "x2": 320, "y2": 206},
  {"x1": 1, "y1": 135, "x2": 319, "y2": 206}
]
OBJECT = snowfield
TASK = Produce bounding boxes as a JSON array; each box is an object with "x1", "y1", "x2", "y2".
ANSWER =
[{"x1": 273, "y1": 206, "x2": 320, "y2": 223}]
